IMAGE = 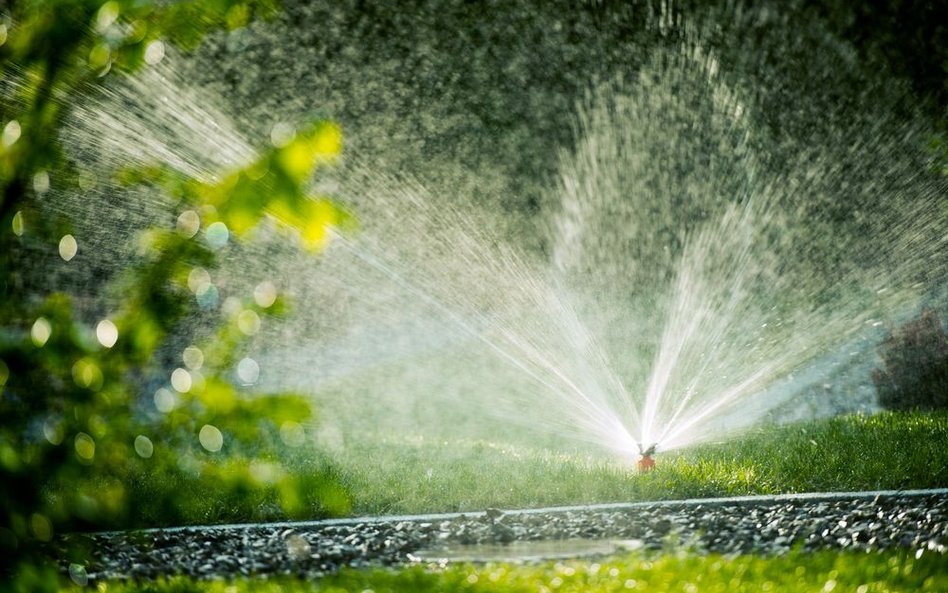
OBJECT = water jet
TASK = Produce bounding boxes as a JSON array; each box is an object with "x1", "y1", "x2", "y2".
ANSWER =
[{"x1": 56, "y1": 1, "x2": 948, "y2": 467}]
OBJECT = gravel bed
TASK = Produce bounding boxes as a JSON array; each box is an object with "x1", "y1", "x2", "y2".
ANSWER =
[{"x1": 57, "y1": 491, "x2": 948, "y2": 582}]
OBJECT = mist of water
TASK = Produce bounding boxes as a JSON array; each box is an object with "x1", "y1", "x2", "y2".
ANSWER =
[{"x1": 56, "y1": 4, "x2": 948, "y2": 459}]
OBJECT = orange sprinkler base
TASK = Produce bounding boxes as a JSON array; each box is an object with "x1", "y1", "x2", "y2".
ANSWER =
[{"x1": 638, "y1": 455, "x2": 656, "y2": 473}]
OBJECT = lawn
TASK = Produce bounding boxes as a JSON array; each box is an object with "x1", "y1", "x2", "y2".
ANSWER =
[
  {"x1": 39, "y1": 411, "x2": 945, "y2": 593},
  {"x1": 311, "y1": 411, "x2": 948, "y2": 517},
  {"x1": 112, "y1": 411, "x2": 948, "y2": 528},
  {"x1": 70, "y1": 549, "x2": 945, "y2": 593}
]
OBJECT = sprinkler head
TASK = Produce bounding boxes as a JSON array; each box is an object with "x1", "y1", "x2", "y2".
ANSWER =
[{"x1": 637, "y1": 442, "x2": 658, "y2": 473}]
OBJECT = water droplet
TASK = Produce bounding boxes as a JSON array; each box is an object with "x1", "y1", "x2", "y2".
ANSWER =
[
  {"x1": 177, "y1": 210, "x2": 200, "y2": 238},
  {"x1": 59, "y1": 234, "x2": 78, "y2": 261},
  {"x1": 183, "y1": 345, "x2": 204, "y2": 370},
  {"x1": 74, "y1": 432, "x2": 95, "y2": 462},
  {"x1": 206, "y1": 221, "x2": 229, "y2": 249},
  {"x1": 31, "y1": 317, "x2": 51, "y2": 347},
  {"x1": 134, "y1": 435, "x2": 154, "y2": 458},
  {"x1": 2, "y1": 120, "x2": 21, "y2": 147},
  {"x1": 253, "y1": 280, "x2": 278, "y2": 308},
  {"x1": 154, "y1": 387, "x2": 176, "y2": 413},
  {"x1": 96, "y1": 319, "x2": 118, "y2": 348},
  {"x1": 236, "y1": 357, "x2": 259, "y2": 384},
  {"x1": 170, "y1": 368, "x2": 192, "y2": 393},
  {"x1": 199, "y1": 424, "x2": 223, "y2": 452},
  {"x1": 237, "y1": 309, "x2": 261, "y2": 335},
  {"x1": 144, "y1": 40, "x2": 165, "y2": 65}
]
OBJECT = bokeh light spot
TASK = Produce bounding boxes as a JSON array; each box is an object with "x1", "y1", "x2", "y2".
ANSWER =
[
  {"x1": 253, "y1": 280, "x2": 278, "y2": 308},
  {"x1": 134, "y1": 435, "x2": 154, "y2": 459},
  {"x1": 188, "y1": 267, "x2": 211, "y2": 293},
  {"x1": 74, "y1": 432, "x2": 95, "y2": 463},
  {"x1": 285, "y1": 534, "x2": 311, "y2": 560},
  {"x1": 177, "y1": 210, "x2": 200, "y2": 238},
  {"x1": 206, "y1": 221, "x2": 229, "y2": 249},
  {"x1": 144, "y1": 40, "x2": 165, "y2": 65},
  {"x1": 196, "y1": 284, "x2": 220, "y2": 310},
  {"x1": 95, "y1": 1, "x2": 119, "y2": 32},
  {"x1": 154, "y1": 387, "x2": 176, "y2": 413},
  {"x1": 68, "y1": 564, "x2": 89, "y2": 587},
  {"x1": 279, "y1": 421, "x2": 306, "y2": 447},
  {"x1": 11, "y1": 210, "x2": 24, "y2": 236},
  {"x1": 199, "y1": 424, "x2": 223, "y2": 452},
  {"x1": 0, "y1": 358, "x2": 8, "y2": 387},
  {"x1": 77, "y1": 169, "x2": 97, "y2": 191},
  {"x1": 170, "y1": 368, "x2": 192, "y2": 393},
  {"x1": 43, "y1": 418, "x2": 63, "y2": 445},
  {"x1": 183, "y1": 345, "x2": 204, "y2": 370},
  {"x1": 249, "y1": 460, "x2": 282, "y2": 484},
  {"x1": 189, "y1": 369, "x2": 206, "y2": 393},
  {"x1": 222, "y1": 296, "x2": 242, "y2": 316},
  {"x1": 270, "y1": 122, "x2": 295, "y2": 148},
  {"x1": 314, "y1": 122, "x2": 343, "y2": 160},
  {"x1": 31, "y1": 317, "x2": 52, "y2": 347},
  {"x1": 2, "y1": 119, "x2": 21, "y2": 147},
  {"x1": 96, "y1": 319, "x2": 118, "y2": 348},
  {"x1": 88, "y1": 42, "x2": 111, "y2": 70},
  {"x1": 30, "y1": 513, "x2": 52, "y2": 542},
  {"x1": 32, "y1": 171, "x2": 50, "y2": 194},
  {"x1": 72, "y1": 358, "x2": 103, "y2": 390},
  {"x1": 59, "y1": 234, "x2": 78, "y2": 261},
  {"x1": 236, "y1": 357, "x2": 260, "y2": 384},
  {"x1": 237, "y1": 309, "x2": 261, "y2": 335}
]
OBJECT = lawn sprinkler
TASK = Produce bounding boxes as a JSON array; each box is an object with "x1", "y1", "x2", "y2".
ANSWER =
[{"x1": 637, "y1": 443, "x2": 657, "y2": 473}]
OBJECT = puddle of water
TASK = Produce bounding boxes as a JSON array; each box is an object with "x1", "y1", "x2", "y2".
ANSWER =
[{"x1": 411, "y1": 538, "x2": 644, "y2": 563}]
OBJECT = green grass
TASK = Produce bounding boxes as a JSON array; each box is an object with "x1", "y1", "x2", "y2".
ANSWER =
[
  {"x1": 40, "y1": 411, "x2": 946, "y2": 593},
  {"x1": 110, "y1": 411, "x2": 948, "y2": 527},
  {"x1": 59, "y1": 549, "x2": 946, "y2": 592},
  {"x1": 286, "y1": 411, "x2": 948, "y2": 516}
]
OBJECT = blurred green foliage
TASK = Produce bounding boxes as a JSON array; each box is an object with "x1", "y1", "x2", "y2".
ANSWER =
[{"x1": 0, "y1": 0, "x2": 352, "y2": 585}]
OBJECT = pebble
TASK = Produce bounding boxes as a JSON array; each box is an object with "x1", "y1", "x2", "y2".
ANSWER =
[{"x1": 55, "y1": 492, "x2": 947, "y2": 582}]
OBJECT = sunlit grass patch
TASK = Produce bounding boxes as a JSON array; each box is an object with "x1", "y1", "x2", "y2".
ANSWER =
[
  {"x1": 95, "y1": 549, "x2": 948, "y2": 592},
  {"x1": 107, "y1": 411, "x2": 948, "y2": 528},
  {"x1": 301, "y1": 411, "x2": 948, "y2": 517}
]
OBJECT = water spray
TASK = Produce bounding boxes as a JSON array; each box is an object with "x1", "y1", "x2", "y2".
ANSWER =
[{"x1": 637, "y1": 442, "x2": 657, "y2": 473}]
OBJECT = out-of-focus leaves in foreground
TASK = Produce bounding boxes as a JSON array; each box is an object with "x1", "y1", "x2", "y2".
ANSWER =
[{"x1": 0, "y1": 0, "x2": 352, "y2": 587}]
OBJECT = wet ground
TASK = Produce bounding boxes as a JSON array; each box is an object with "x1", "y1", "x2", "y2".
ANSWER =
[{"x1": 58, "y1": 489, "x2": 948, "y2": 582}]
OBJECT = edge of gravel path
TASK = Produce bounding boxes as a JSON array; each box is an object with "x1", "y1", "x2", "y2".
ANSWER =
[{"x1": 90, "y1": 487, "x2": 948, "y2": 536}]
